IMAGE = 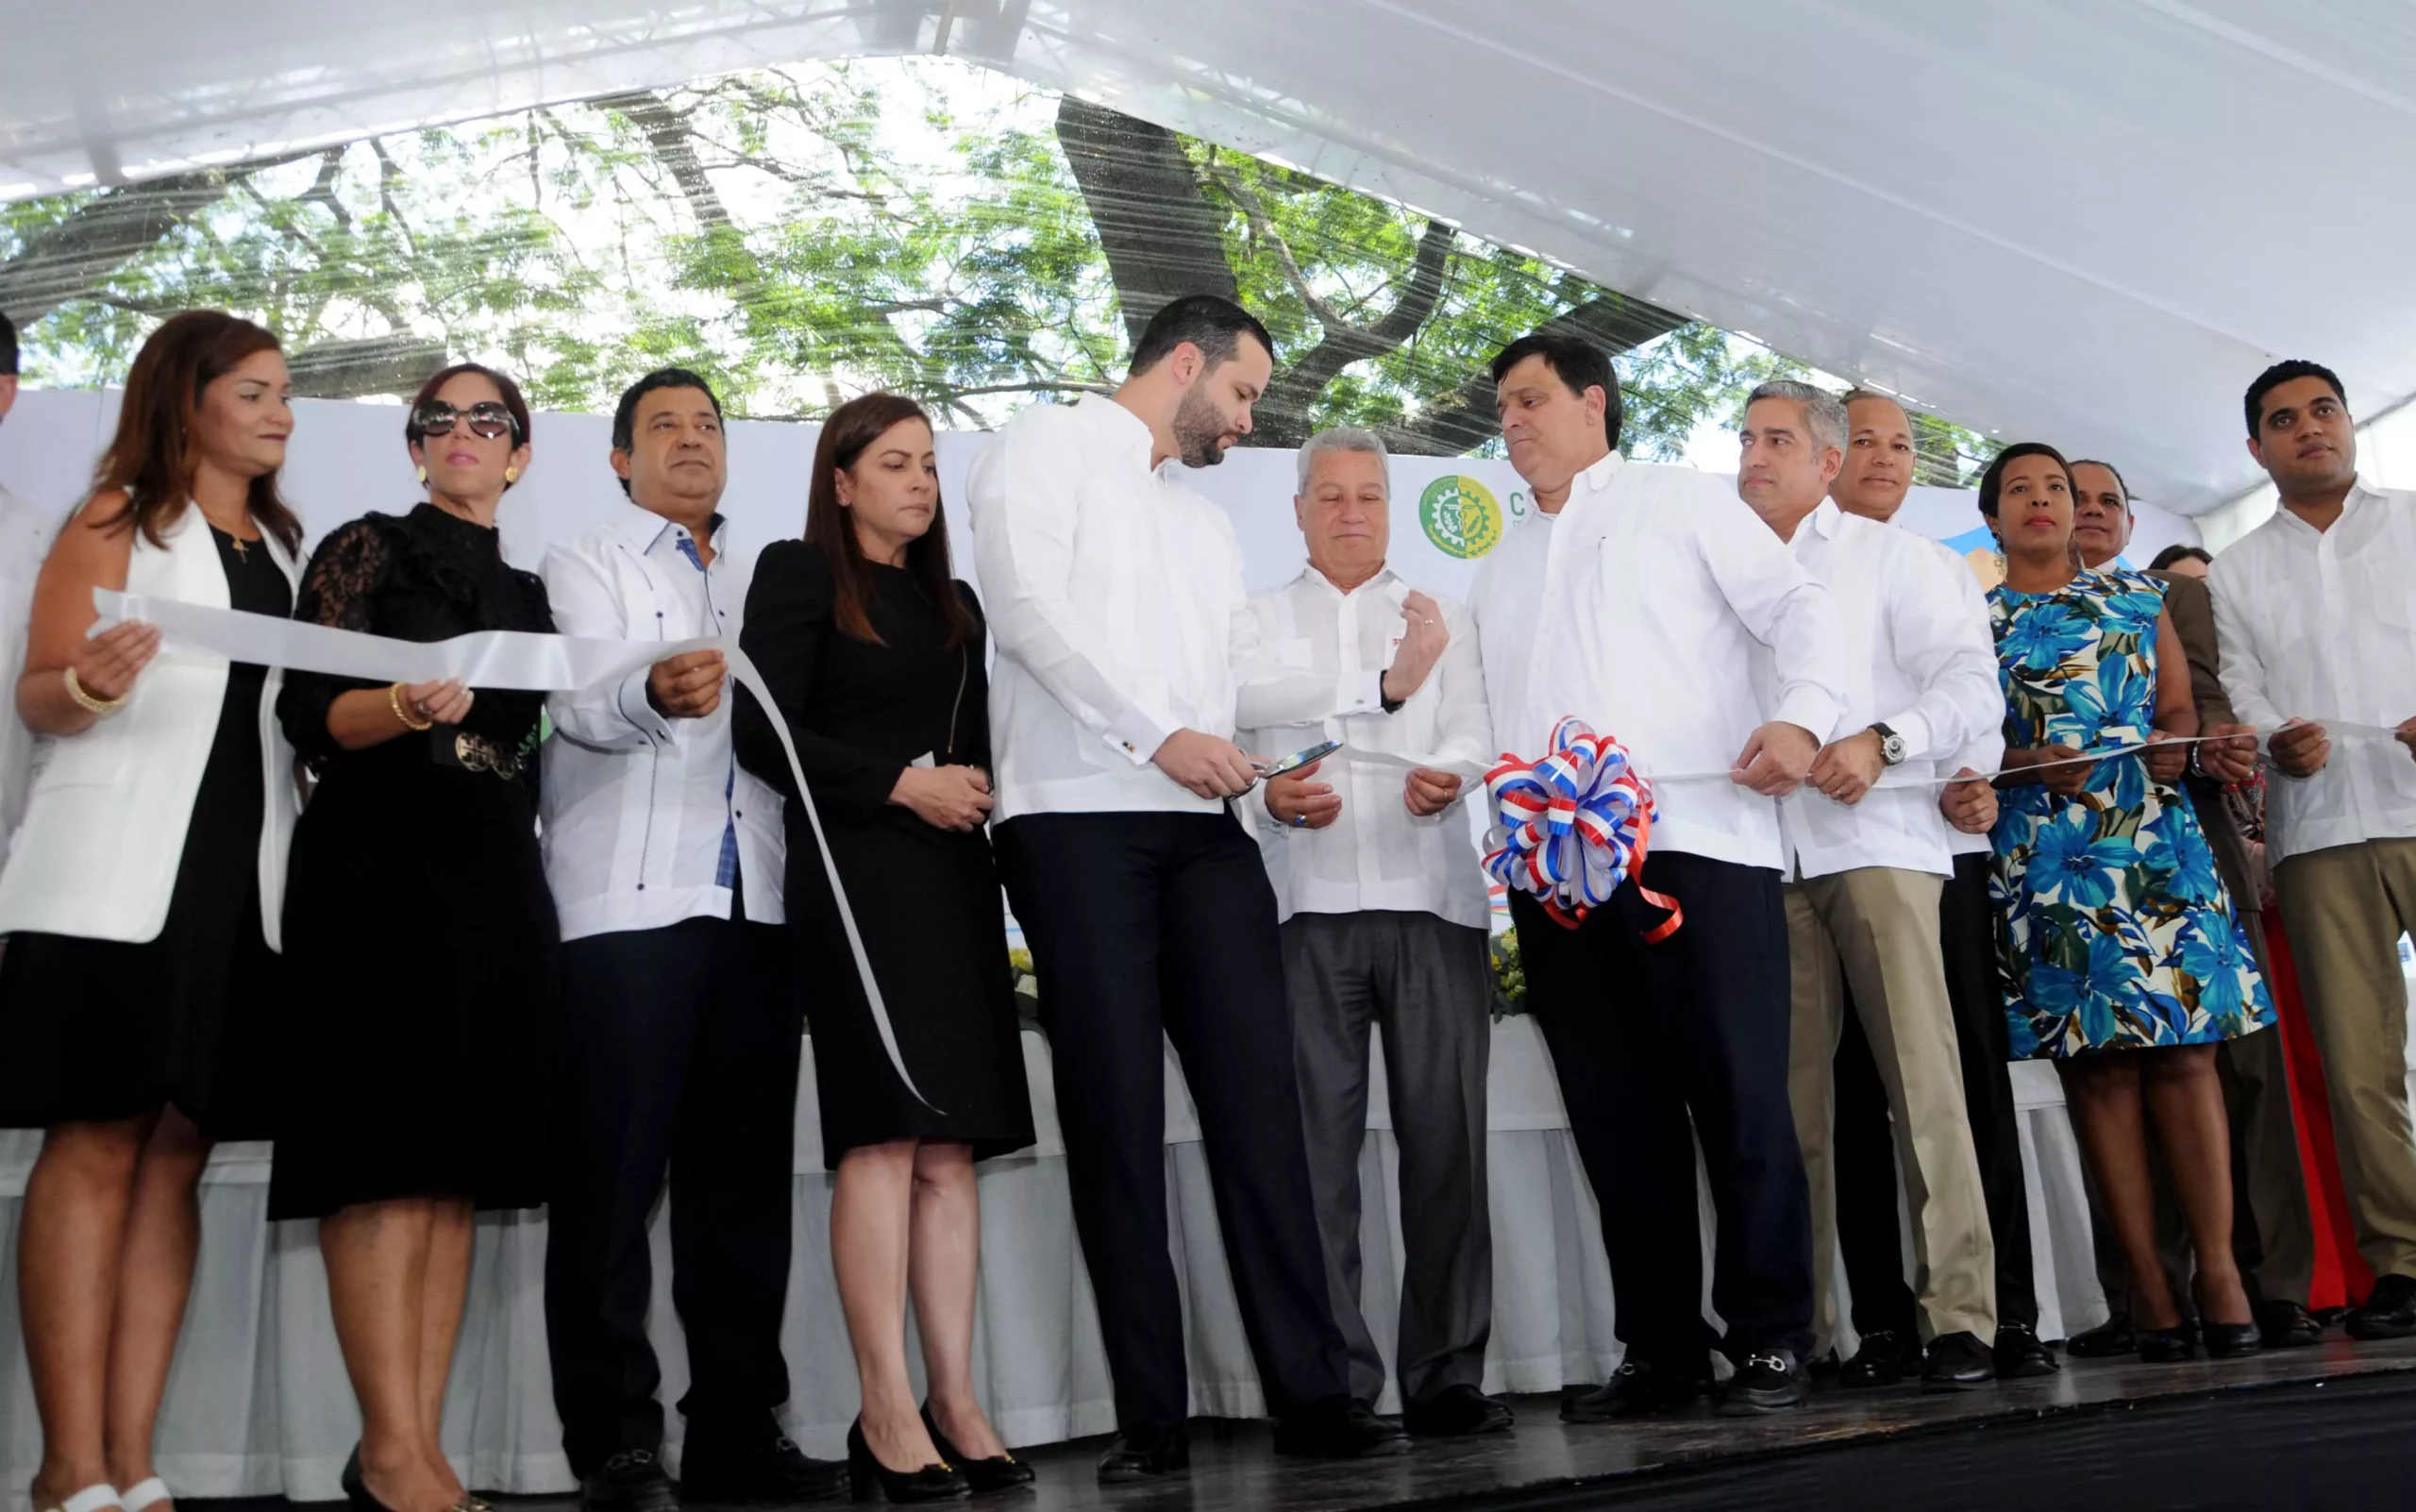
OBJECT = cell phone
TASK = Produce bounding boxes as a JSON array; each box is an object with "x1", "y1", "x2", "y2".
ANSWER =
[{"x1": 1254, "y1": 739, "x2": 1344, "y2": 781}]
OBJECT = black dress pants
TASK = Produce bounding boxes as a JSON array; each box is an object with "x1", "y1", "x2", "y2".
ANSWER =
[
  {"x1": 995, "y1": 809, "x2": 1351, "y2": 1432},
  {"x1": 1833, "y1": 849, "x2": 2038, "y2": 1340},
  {"x1": 1510, "y1": 849, "x2": 1813, "y2": 1362},
  {"x1": 545, "y1": 909, "x2": 803, "y2": 1477}
]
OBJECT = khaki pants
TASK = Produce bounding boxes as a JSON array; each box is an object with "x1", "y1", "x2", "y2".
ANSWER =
[
  {"x1": 2274, "y1": 836, "x2": 2416, "y2": 1282},
  {"x1": 1787, "y1": 867, "x2": 1996, "y2": 1348}
]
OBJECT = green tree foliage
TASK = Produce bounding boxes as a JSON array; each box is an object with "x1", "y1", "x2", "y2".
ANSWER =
[{"x1": 0, "y1": 59, "x2": 1992, "y2": 478}]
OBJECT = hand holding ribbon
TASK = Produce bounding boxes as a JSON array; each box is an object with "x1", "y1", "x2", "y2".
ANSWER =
[{"x1": 1481, "y1": 717, "x2": 1681, "y2": 940}]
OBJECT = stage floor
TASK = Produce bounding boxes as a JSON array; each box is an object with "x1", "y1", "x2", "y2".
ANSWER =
[{"x1": 216, "y1": 1336, "x2": 2416, "y2": 1511}]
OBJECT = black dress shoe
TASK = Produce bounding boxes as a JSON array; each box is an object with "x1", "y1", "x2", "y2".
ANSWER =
[
  {"x1": 1403, "y1": 1384, "x2": 1513, "y2": 1437},
  {"x1": 919, "y1": 1404, "x2": 1035, "y2": 1493},
  {"x1": 1992, "y1": 1322, "x2": 2059, "y2": 1378},
  {"x1": 846, "y1": 1420, "x2": 967, "y2": 1504},
  {"x1": 2136, "y1": 1324, "x2": 2199, "y2": 1363},
  {"x1": 1840, "y1": 1329, "x2": 1910, "y2": 1388},
  {"x1": 1563, "y1": 1357, "x2": 1712, "y2": 1421},
  {"x1": 2257, "y1": 1298, "x2": 2324, "y2": 1349},
  {"x1": 1095, "y1": 1424, "x2": 1188, "y2": 1486},
  {"x1": 1271, "y1": 1397, "x2": 1409, "y2": 1459},
  {"x1": 2346, "y1": 1273, "x2": 2416, "y2": 1341},
  {"x1": 579, "y1": 1450, "x2": 679, "y2": 1512},
  {"x1": 682, "y1": 1418, "x2": 849, "y2": 1504},
  {"x1": 1717, "y1": 1352, "x2": 1807, "y2": 1416},
  {"x1": 2063, "y1": 1312, "x2": 2136, "y2": 1358},
  {"x1": 1562, "y1": 1362, "x2": 1698, "y2": 1421},
  {"x1": 1921, "y1": 1331, "x2": 1995, "y2": 1392}
]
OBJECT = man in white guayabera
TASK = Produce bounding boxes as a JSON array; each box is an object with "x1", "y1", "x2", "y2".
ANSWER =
[
  {"x1": 1470, "y1": 330, "x2": 1847, "y2": 1420},
  {"x1": 967, "y1": 294, "x2": 1403, "y2": 1486},
  {"x1": 1736, "y1": 380, "x2": 2004, "y2": 1394},
  {"x1": 538, "y1": 369, "x2": 839, "y2": 1510},
  {"x1": 2210, "y1": 358, "x2": 2416, "y2": 1343},
  {"x1": 1240, "y1": 426, "x2": 1504, "y2": 1439}
]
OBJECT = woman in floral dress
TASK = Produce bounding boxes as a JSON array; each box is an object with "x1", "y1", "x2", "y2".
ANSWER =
[{"x1": 1980, "y1": 442, "x2": 2275, "y2": 1362}]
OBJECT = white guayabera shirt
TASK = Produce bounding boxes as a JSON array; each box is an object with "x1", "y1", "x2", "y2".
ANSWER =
[
  {"x1": 1235, "y1": 564, "x2": 1493, "y2": 928},
  {"x1": 966, "y1": 395, "x2": 1262, "y2": 823},
  {"x1": 1770, "y1": 501, "x2": 2004, "y2": 881},
  {"x1": 1511, "y1": 449, "x2": 1851, "y2": 872},
  {"x1": 2211, "y1": 479, "x2": 2416, "y2": 865}
]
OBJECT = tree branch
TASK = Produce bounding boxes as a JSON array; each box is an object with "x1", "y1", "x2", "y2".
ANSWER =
[
  {"x1": 1054, "y1": 95, "x2": 1237, "y2": 345},
  {"x1": 1251, "y1": 216, "x2": 1457, "y2": 447},
  {"x1": 0, "y1": 153, "x2": 310, "y2": 324}
]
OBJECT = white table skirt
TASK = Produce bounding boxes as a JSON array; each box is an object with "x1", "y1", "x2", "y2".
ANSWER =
[{"x1": 0, "y1": 1019, "x2": 2111, "y2": 1504}]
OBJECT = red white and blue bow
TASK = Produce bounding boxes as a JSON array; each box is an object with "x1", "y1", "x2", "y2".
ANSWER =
[{"x1": 1482, "y1": 717, "x2": 1682, "y2": 939}]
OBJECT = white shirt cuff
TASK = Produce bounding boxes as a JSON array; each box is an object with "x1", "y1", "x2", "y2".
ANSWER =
[
  {"x1": 618, "y1": 665, "x2": 678, "y2": 748},
  {"x1": 1351, "y1": 670, "x2": 1387, "y2": 714},
  {"x1": 1878, "y1": 709, "x2": 1936, "y2": 764},
  {"x1": 1772, "y1": 688, "x2": 1844, "y2": 748},
  {"x1": 1106, "y1": 707, "x2": 1175, "y2": 767}
]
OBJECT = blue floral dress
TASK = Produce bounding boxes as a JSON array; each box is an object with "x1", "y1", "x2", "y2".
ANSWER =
[{"x1": 1987, "y1": 568, "x2": 2274, "y2": 1058}]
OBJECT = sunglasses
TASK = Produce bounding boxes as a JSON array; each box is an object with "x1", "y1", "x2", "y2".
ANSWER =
[{"x1": 413, "y1": 399, "x2": 519, "y2": 441}]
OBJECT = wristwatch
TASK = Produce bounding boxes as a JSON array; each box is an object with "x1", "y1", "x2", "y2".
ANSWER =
[{"x1": 1871, "y1": 722, "x2": 1907, "y2": 766}]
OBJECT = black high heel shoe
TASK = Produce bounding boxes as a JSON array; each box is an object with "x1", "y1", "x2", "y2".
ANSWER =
[
  {"x1": 847, "y1": 1419, "x2": 970, "y2": 1504},
  {"x1": 2203, "y1": 1319, "x2": 2263, "y2": 1358},
  {"x1": 340, "y1": 1448, "x2": 393, "y2": 1512},
  {"x1": 2135, "y1": 1324, "x2": 2199, "y2": 1363},
  {"x1": 922, "y1": 1403, "x2": 1037, "y2": 1493},
  {"x1": 2193, "y1": 1276, "x2": 2263, "y2": 1359}
]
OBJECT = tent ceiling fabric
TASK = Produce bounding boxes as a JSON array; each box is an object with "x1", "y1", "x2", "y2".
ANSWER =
[{"x1": 8, "y1": 3, "x2": 2416, "y2": 514}]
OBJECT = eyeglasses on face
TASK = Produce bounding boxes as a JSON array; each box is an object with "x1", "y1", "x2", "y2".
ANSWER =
[{"x1": 412, "y1": 399, "x2": 518, "y2": 441}]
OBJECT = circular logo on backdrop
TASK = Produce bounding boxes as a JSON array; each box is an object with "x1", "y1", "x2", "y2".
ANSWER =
[{"x1": 1418, "y1": 475, "x2": 1504, "y2": 560}]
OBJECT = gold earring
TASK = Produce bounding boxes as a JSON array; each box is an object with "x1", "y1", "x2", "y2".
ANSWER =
[
  {"x1": 504, "y1": 466, "x2": 520, "y2": 485},
  {"x1": 416, "y1": 465, "x2": 428, "y2": 484}
]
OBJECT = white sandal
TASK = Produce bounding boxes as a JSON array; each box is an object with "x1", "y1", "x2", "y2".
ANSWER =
[
  {"x1": 120, "y1": 1482, "x2": 172, "y2": 1512},
  {"x1": 38, "y1": 1486, "x2": 122, "y2": 1512}
]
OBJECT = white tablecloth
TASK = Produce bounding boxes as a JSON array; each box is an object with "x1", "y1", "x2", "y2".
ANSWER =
[{"x1": 0, "y1": 1019, "x2": 2110, "y2": 1504}]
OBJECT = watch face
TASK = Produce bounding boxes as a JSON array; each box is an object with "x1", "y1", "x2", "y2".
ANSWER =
[{"x1": 1881, "y1": 733, "x2": 1907, "y2": 765}]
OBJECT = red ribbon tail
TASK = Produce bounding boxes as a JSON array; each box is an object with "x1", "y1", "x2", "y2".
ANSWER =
[
  {"x1": 1636, "y1": 885, "x2": 1683, "y2": 944},
  {"x1": 1543, "y1": 897, "x2": 1588, "y2": 931}
]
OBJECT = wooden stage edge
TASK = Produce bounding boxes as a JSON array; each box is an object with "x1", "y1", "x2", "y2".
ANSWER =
[{"x1": 210, "y1": 1336, "x2": 2416, "y2": 1512}]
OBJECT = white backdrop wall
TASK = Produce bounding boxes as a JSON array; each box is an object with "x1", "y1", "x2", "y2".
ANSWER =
[{"x1": 0, "y1": 389, "x2": 2201, "y2": 607}]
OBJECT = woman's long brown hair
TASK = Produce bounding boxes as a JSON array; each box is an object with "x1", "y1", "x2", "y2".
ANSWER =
[
  {"x1": 804, "y1": 393, "x2": 975, "y2": 648},
  {"x1": 88, "y1": 311, "x2": 304, "y2": 555}
]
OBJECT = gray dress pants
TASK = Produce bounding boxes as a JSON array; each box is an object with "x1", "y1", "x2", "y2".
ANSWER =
[{"x1": 1281, "y1": 909, "x2": 1494, "y2": 1404}]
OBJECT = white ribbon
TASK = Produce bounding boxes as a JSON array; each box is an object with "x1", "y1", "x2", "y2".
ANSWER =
[
  {"x1": 1638, "y1": 723, "x2": 2411, "y2": 794},
  {"x1": 95, "y1": 589, "x2": 941, "y2": 1112}
]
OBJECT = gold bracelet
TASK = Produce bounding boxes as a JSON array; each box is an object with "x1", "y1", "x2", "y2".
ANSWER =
[
  {"x1": 389, "y1": 682, "x2": 434, "y2": 731},
  {"x1": 63, "y1": 666, "x2": 126, "y2": 716}
]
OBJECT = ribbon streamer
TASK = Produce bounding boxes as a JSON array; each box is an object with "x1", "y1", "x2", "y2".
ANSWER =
[
  {"x1": 95, "y1": 589, "x2": 942, "y2": 1113},
  {"x1": 1481, "y1": 717, "x2": 1681, "y2": 940},
  {"x1": 1637, "y1": 723, "x2": 2412, "y2": 794}
]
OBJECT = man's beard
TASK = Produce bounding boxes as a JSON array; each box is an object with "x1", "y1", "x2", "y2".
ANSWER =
[{"x1": 1171, "y1": 387, "x2": 1235, "y2": 468}]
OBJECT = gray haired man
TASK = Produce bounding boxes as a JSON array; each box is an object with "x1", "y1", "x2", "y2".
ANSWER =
[
  {"x1": 1242, "y1": 428, "x2": 1506, "y2": 1436},
  {"x1": 1738, "y1": 381, "x2": 2006, "y2": 1392}
]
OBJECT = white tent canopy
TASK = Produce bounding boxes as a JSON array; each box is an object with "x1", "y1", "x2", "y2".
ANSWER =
[{"x1": 8, "y1": 1, "x2": 2416, "y2": 515}]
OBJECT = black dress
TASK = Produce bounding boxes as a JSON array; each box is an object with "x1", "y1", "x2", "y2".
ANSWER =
[
  {"x1": 268, "y1": 504, "x2": 558, "y2": 1219},
  {"x1": 732, "y1": 544, "x2": 1034, "y2": 1167},
  {"x1": 0, "y1": 526, "x2": 289, "y2": 1137}
]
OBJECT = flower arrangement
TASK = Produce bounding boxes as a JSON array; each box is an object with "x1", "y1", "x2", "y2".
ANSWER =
[
  {"x1": 1008, "y1": 947, "x2": 1041, "y2": 1025},
  {"x1": 1489, "y1": 929, "x2": 1527, "y2": 1018}
]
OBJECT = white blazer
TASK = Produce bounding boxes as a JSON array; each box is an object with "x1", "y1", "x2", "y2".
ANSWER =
[{"x1": 0, "y1": 503, "x2": 302, "y2": 948}]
